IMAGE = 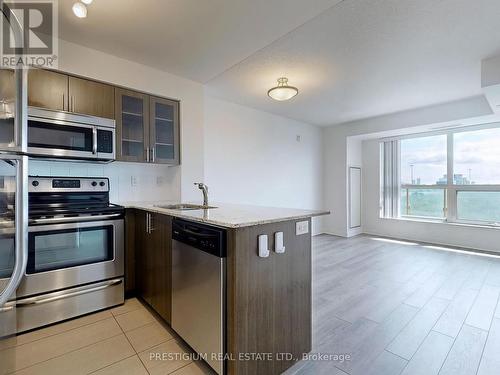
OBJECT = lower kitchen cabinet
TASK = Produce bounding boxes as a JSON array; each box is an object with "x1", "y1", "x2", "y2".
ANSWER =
[{"x1": 134, "y1": 210, "x2": 172, "y2": 323}]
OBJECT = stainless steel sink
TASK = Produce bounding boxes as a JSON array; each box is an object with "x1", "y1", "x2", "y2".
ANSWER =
[{"x1": 155, "y1": 203, "x2": 217, "y2": 210}]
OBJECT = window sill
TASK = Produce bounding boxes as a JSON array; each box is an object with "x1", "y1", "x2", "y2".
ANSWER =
[{"x1": 380, "y1": 216, "x2": 500, "y2": 230}]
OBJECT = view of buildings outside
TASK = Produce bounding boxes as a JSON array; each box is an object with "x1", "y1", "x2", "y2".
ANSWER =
[{"x1": 399, "y1": 129, "x2": 500, "y2": 223}]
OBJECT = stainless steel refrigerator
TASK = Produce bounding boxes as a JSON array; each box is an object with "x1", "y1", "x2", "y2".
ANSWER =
[{"x1": 0, "y1": 1, "x2": 30, "y2": 342}]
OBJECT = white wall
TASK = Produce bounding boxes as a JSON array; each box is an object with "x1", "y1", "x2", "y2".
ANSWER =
[
  {"x1": 204, "y1": 95, "x2": 324, "y2": 234},
  {"x1": 362, "y1": 139, "x2": 500, "y2": 252},
  {"x1": 56, "y1": 39, "x2": 205, "y2": 203},
  {"x1": 29, "y1": 40, "x2": 326, "y2": 230},
  {"x1": 323, "y1": 95, "x2": 500, "y2": 251}
]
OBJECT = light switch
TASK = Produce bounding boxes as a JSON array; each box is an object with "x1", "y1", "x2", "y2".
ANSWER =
[
  {"x1": 275, "y1": 232, "x2": 285, "y2": 253},
  {"x1": 296, "y1": 221, "x2": 309, "y2": 235},
  {"x1": 258, "y1": 235, "x2": 269, "y2": 258}
]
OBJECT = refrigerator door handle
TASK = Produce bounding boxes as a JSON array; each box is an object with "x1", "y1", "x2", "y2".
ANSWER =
[
  {"x1": 1, "y1": 1, "x2": 28, "y2": 153},
  {"x1": 0, "y1": 155, "x2": 29, "y2": 307}
]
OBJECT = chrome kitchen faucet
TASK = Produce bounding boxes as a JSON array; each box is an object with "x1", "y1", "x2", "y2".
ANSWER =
[{"x1": 194, "y1": 182, "x2": 209, "y2": 206}]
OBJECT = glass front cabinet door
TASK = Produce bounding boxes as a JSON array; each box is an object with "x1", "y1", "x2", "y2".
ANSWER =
[
  {"x1": 116, "y1": 89, "x2": 179, "y2": 165},
  {"x1": 115, "y1": 88, "x2": 149, "y2": 163},
  {"x1": 149, "y1": 96, "x2": 180, "y2": 165}
]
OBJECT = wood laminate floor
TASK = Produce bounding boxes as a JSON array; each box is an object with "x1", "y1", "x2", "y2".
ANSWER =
[
  {"x1": 285, "y1": 234, "x2": 500, "y2": 375},
  {"x1": 2, "y1": 234, "x2": 500, "y2": 375}
]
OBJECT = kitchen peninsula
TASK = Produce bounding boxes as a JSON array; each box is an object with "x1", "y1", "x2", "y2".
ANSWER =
[{"x1": 124, "y1": 202, "x2": 329, "y2": 375}]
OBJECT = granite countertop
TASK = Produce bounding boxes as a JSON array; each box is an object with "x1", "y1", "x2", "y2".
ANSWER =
[{"x1": 118, "y1": 200, "x2": 330, "y2": 228}]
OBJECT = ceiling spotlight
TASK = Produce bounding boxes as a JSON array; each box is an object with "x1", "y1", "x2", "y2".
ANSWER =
[
  {"x1": 72, "y1": 2, "x2": 87, "y2": 18},
  {"x1": 81, "y1": 0, "x2": 93, "y2": 4},
  {"x1": 267, "y1": 77, "x2": 299, "y2": 101}
]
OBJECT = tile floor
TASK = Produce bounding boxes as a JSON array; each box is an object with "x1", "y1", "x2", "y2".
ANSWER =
[{"x1": 0, "y1": 298, "x2": 213, "y2": 375}]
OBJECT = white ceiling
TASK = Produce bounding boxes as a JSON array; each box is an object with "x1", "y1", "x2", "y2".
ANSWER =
[
  {"x1": 59, "y1": 0, "x2": 500, "y2": 126},
  {"x1": 58, "y1": 0, "x2": 342, "y2": 82}
]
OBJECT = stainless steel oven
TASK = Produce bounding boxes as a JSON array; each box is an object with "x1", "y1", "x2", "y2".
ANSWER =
[
  {"x1": 0, "y1": 176, "x2": 124, "y2": 334},
  {"x1": 18, "y1": 215, "x2": 124, "y2": 298},
  {"x1": 27, "y1": 107, "x2": 115, "y2": 161}
]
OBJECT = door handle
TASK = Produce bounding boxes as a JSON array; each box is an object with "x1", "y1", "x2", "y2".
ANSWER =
[
  {"x1": 0, "y1": 301, "x2": 15, "y2": 313},
  {"x1": 92, "y1": 127, "x2": 98, "y2": 154},
  {"x1": 0, "y1": 155, "x2": 29, "y2": 307},
  {"x1": 16, "y1": 279, "x2": 123, "y2": 306},
  {"x1": 149, "y1": 213, "x2": 154, "y2": 233},
  {"x1": 30, "y1": 213, "x2": 122, "y2": 225}
]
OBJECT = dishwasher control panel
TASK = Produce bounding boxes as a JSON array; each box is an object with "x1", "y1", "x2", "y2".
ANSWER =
[{"x1": 172, "y1": 219, "x2": 226, "y2": 257}]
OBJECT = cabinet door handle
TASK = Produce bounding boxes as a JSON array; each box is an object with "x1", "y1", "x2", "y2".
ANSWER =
[
  {"x1": 145, "y1": 212, "x2": 149, "y2": 234},
  {"x1": 62, "y1": 93, "x2": 65, "y2": 111},
  {"x1": 146, "y1": 147, "x2": 150, "y2": 162},
  {"x1": 151, "y1": 147, "x2": 155, "y2": 163}
]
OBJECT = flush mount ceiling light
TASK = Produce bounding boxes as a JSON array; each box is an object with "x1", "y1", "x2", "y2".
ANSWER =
[
  {"x1": 72, "y1": 2, "x2": 87, "y2": 18},
  {"x1": 81, "y1": 0, "x2": 93, "y2": 4},
  {"x1": 267, "y1": 77, "x2": 299, "y2": 101}
]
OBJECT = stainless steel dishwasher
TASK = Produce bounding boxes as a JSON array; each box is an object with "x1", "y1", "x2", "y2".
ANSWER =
[{"x1": 171, "y1": 218, "x2": 226, "y2": 375}]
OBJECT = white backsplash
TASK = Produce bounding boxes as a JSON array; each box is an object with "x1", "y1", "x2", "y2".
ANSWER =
[{"x1": 29, "y1": 160, "x2": 181, "y2": 204}]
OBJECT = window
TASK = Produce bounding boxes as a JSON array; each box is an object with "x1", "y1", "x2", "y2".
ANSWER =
[{"x1": 381, "y1": 125, "x2": 500, "y2": 226}]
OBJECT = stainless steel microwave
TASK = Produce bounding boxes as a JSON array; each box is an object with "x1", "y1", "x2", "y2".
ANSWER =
[{"x1": 27, "y1": 107, "x2": 115, "y2": 161}]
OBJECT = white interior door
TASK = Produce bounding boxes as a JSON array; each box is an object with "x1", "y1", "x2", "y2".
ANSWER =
[{"x1": 349, "y1": 167, "x2": 362, "y2": 229}]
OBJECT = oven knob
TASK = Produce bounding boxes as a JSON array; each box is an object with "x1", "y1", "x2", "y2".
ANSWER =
[
  {"x1": 99, "y1": 181, "x2": 105, "y2": 187},
  {"x1": 91, "y1": 181, "x2": 97, "y2": 187},
  {"x1": 32, "y1": 180, "x2": 39, "y2": 187}
]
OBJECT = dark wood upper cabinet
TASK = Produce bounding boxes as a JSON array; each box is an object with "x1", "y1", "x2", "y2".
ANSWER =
[
  {"x1": 115, "y1": 88, "x2": 149, "y2": 162},
  {"x1": 16, "y1": 68, "x2": 180, "y2": 163},
  {"x1": 68, "y1": 76, "x2": 114, "y2": 119},
  {"x1": 27, "y1": 69, "x2": 114, "y2": 119},
  {"x1": 150, "y1": 96, "x2": 180, "y2": 165},
  {"x1": 28, "y1": 69, "x2": 68, "y2": 111}
]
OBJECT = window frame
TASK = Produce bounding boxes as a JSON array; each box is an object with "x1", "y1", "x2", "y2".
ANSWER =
[{"x1": 381, "y1": 123, "x2": 500, "y2": 227}]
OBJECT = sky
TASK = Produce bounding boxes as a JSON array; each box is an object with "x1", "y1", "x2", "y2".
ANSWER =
[{"x1": 400, "y1": 127, "x2": 500, "y2": 185}]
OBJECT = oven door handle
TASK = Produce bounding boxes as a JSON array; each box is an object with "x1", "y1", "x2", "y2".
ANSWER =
[
  {"x1": 16, "y1": 279, "x2": 123, "y2": 307},
  {"x1": 30, "y1": 213, "x2": 123, "y2": 225}
]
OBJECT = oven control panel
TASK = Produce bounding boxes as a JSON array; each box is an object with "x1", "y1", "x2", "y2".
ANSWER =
[
  {"x1": 29, "y1": 177, "x2": 109, "y2": 192},
  {"x1": 53, "y1": 179, "x2": 81, "y2": 189}
]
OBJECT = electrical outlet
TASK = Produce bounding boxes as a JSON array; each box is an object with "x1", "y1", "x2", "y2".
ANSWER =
[
  {"x1": 156, "y1": 176, "x2": 164, "y2": 186},
  {"x1": 131, "y1": 176, "x2": 138, "y2": 187},
  {"x1": 296, "y1": 135, "x2": 301, "y2": 142},
  {"x1": 296, "y1": 221, "x2": 309, "y2": 235}
]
